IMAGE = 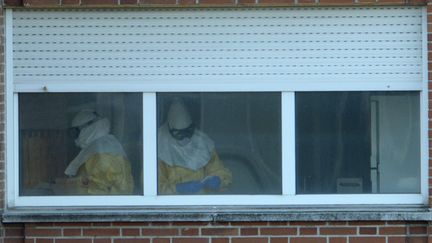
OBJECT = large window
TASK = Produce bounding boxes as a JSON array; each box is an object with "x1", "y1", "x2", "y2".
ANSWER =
[
  {"x1": 10, "y1": 90, "x2": 425, "y2": 206},
  {"x1": 6, "y1": 7, "x2": 427, "y2": 207}
]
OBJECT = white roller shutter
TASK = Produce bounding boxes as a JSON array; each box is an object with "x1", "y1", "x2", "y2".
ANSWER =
[{"x1": 11, "y1": 7, "x2": 423, "y2": 88}]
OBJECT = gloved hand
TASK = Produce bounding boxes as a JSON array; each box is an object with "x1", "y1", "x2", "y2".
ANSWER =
[
  {"x1": 175, "y1": 180, "x2": 203, "y2": 194},
  {"x1": 202, "y1": 176, "x2": 221, "y2": 191}
]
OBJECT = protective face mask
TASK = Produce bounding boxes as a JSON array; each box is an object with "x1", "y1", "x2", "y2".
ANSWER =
[
  {"x1": 169, "y1": 123, "x2": 195, "y2": 140},
  {"x1": 176, "y1": 137, "x2": 191, "y2": 146}
]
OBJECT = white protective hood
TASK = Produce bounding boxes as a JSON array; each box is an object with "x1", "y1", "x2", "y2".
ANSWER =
[
  {"x1": 64, "y1": 118, "x2": 126, "y2": 176},
  {"x1": 158, "y1": 123, "x2": 215, "y2": 171}
]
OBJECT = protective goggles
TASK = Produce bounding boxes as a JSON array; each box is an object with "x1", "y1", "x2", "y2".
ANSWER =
[
  {"x1": 169, "y1": 123, "x2": 195, "y2": 140},
  {"x1": 68, "y1": 115, "x2": 101, "y2": 139}
]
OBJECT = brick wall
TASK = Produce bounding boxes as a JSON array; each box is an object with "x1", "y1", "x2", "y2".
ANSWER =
[{"x1": 1, "y1": 221, "x2": 430, "y2": 243}]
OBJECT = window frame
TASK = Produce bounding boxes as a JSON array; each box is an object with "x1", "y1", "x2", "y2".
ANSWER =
[{"x1": 5, "y1": 8, "x2": 429, "y2": 208}]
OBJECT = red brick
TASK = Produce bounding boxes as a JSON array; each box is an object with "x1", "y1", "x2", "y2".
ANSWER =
[
  {"x1": 151, "y1": 222, "x2": 171, "y2": 226},
  {"x1": 54, "y1": 223, "x2": 91, "y2": 227},
  {"x1": 269, "y1": 222, "x2": 288, "y2": 226},
  {"x1": 120, "y1": 0, "x2": 137, "y2": 4},
  {"x1": 409, "y1": 226, "x2": 427, "y2": 234},
  {"x1": 198, "y1": 0, "x2": 233, "y2": 4},
  {"x1": 387, "y1": 220, "x2": 407, "y2": 227},
  {"x1": 63, "y1": 228, "x2": 81, "y2": 236},
  {"x1": 328, "y1": 222, "x2": 348, "y2": 226},
  {"x1": 5, "y1": 228, "x2": 24, "y2": 237},
  {"x1": 153, "y1": 239, "x2": 170, "y2": 243},
  {"x1": 318, "y1": 0, "x2": 353, "y2": 4},
  {"x1": 122, "y1": 228, "x2": 141, "y2": 236},
  {"x1": 359, "y1": 227, "x2": 376, "y2": 235},
  {"x1": 114, "y1": 240, "x2": 150, "y2": 243},
  {"x1": 299, "y1": 227, "x2": 317, "y2": 235},
  {"x1": 212, "y1": 239, "x2": 229, "y2": 243},
  {"x1": 139, "y1": 0, "x2": 176, "y2": 4},
  {"x1": 180, "y1": 228, "x2": 199, "y2": 236},
  {"x1": 241, "y1": 228, "x2": 258, "y2": 235},
  {"x1": 172, "y1": 238, "x2": 209, "y2": 243},
  {"x1": 3, "y1": 0, "x2": 23, "y2": 6},
  {"x1": 260, "y1": 227, "x2": 297, "y2": 235},
  {"x1": 142, "y1": 228, "x2": 178, "y2": 236},
  {"x1": 259, "y1": 0, "x2": 293, "y2": 3},
  {"x1": 410, "y1": 0, "x2": 426, "y2": 4},
  {"x1": 238, "y1": 0, "x2": 255, "y2": 4},
  {"x1": 378, "y1": 227, "x2": 406, "y2": 235},
  {"x1": 270, "y1": 238, "x2": 288, "y2": 243},
  {"x1": 320, "y1": 227, "x2": 356, "y2": 235},
  {"x1": 94, "y1": 239, "x2": 111, "y2": 243},
  {"x1": 36, "y1": 240, "x2": 53, "y2": 243},
  {"x1": 290, "y1": 237, "x2": 326, "y2": 243},
  {"x1": 7, "y1": 239, "x2": 26, "y2": 243},
  {"x1": 297, "y1": 0, "x2": 316, "y2": 3},
  {"x1": 231, "y1": 238, "x2": 267, "y2": 243},
  {"x1": 289, "y1": 222, "x2": 326, "y2": 226},
  {"x1": 80, "y1": 0, "x2": 117, "y2": 5},
  {"x1": 25, "y1": 229, "x2": 61, "y2": 237},
  {"x1": 231, "y1": 222, "x2": 268, "y2": 226},
  {"x1": 408, "y1": 237, "x2": 428, "y2": 243},
  {"x1": 22, "y1": 0, "x2": 58, "y2": 5},
  {"x1": 329, "y1": 237, "x2": 347, "y2": 243},
  {"x1": 388, "y1": 237, "x2": 427, "y2": 243},
  {"x1": 172, "y1": 222, "x2": 208, "y2": 227},
  {"x1": 83, "y1": 228, "x2": 120, "y2": 237},
  {"x1": 56, "y1": 240, "x2": 92, "y2": 243},
  {"x1": 113, "y1": 222, "x2": 150, "y2": 227},
  {"x1": 388, "y1": 237, "x2": 408, "y2": 243},
  {"x1": 377, "y1": 0, "x2": 405, "y2": 3},
  {"x1": 349, "y1": 237, "x2": 385, "y2": 243},
  {"x1": 61, "y1": 0, "x2": 80, "y2": 4},
  {"x1": 202, "y1": 228, "x2": 238, "y2": 236},
  {"x1": 92, "y1": 223, "x2": 112, "y2": 227}
]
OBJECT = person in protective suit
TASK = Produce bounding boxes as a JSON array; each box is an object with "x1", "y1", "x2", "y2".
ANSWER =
[
  {"x1": 64, "y1": 110, "x2": 134, "y2": 195},
  {"x1": 158, "y1": 98, "x2": 232, "y2": 194}
]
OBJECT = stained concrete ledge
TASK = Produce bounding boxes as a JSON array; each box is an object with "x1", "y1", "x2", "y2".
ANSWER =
[{"x1": 2, "y1": 205, "x2": 432, "y2": 222}]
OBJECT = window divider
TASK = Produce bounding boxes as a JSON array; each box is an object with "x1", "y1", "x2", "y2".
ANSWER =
[
  {"x1": 143, "y1": 93, "x2": 157, "y2": 196},
  {"x1": 420, "y1": 7, "x2": 429, "y2": 204},
  {"x1": 282, "y1": 92, "x2": 296, "y2": 196}
]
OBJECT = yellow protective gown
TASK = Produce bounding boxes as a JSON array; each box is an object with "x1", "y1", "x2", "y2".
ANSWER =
[
  {"x1": 74, "y1": 153, "x2": 134, "y2": 195},
  {"x1": 158, "y1": 150, "x2": 232, "y2": 194}
]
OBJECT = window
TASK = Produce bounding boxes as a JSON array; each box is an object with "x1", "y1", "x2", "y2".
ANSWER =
[
  {"x1": 6, "y1": 7, "x2": 427, "y2": 207},
  {"x1": 296, "y1": 92, "x2": 420, "y2": 194},
  {"x1": 157, "y1": 93, "x2": 282, "y2": 195},
  {"x1": 19, "y1": 93, "x2": 143, "y2": 196}
]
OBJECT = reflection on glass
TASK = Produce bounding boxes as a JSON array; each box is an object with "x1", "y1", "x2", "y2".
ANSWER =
[
  {"x1": 19, "y1": 93, "x2": 143, "y2": 196},
  {"x1": 296, "y1": 92, "x2": 420, "y2": 194},
  {"x1": 157, "y1": 93, "x2": 282, "y2": 195}
]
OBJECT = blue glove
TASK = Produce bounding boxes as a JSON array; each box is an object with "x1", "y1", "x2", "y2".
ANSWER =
[
  {"x1": 202, "y1": 176, "x2": 221, "y2": 191},
  {"x1": 175, "y1": 180, "x2": 203, "y2": 194}
]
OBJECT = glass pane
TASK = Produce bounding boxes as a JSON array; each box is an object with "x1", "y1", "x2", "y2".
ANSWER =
[
  {"x1": 296, "y1": 92, "x2": 420, "y2": 194},
  {"x1": 19, "y1": 93, "x2": 143, "y2": 196},
  {"x1": 157, "y1": 93, "x2": 281, "y2": 195}
]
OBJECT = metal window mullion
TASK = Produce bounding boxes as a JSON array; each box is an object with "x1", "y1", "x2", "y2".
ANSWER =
[
  {"x1": 282, "y1": 92, "x2": 296, "y2": 196},
  {"x1": 143, "y1": 93, "x2": 157, "y2": 197},
  {"x1": 420, "y1": 7, "x2": 428, "y2": 204},
  {"x1": 6, "y1": 9, "x2": 17, "y2": 207}
]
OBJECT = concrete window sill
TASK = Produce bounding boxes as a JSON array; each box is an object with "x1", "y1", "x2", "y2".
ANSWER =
[{"x1": 2, "y1": 205, "x2": 432, "y2": 223}]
